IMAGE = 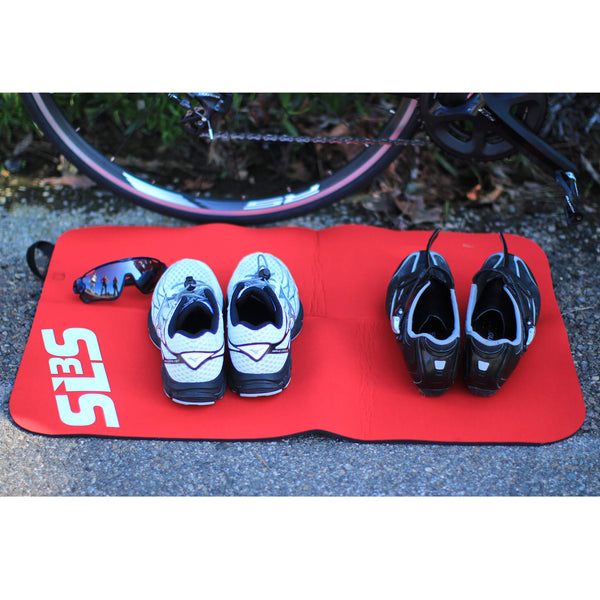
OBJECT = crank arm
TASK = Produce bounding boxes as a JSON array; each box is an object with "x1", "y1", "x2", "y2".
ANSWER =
[{"x1": 480, "y1": 93, "x2": 583, "y2": 223}]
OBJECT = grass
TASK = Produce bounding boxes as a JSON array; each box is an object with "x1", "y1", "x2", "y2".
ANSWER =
[
  {"x1": 0, "y1": 93, "x2": 35, "y2": 144},
  {"x1": 0, "y1": 93, "x2": 187, "y2": 154}
]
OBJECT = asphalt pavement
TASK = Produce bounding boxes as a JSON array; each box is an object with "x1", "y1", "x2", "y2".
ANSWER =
[{"x1": 1, "y1": 183, "x2": 599, "y2": 497}]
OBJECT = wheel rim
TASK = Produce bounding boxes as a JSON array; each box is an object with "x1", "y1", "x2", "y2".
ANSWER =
[{"x1": 27, "y1": 93, "x2": 420, "y2": 221}]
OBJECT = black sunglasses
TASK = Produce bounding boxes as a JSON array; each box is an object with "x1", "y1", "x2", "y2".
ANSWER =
[{"x1": 73, "y1": 257, "x2": 166, "y2": 303}]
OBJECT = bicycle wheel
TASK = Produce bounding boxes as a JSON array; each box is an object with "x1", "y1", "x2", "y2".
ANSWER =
[{"x1": 21, "y1": 93, "x2": 420, "y2": 223}]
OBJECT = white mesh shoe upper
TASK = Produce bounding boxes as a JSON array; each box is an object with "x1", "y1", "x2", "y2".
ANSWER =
[
  {"x1": 151, "y1": 258, "x2": 224, "y2": 384},
  {"x1": 227, "y1": 252, "x2": 300, "y2": 376}
]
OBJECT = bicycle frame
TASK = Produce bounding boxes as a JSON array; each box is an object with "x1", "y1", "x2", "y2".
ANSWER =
[{"x1": 479, "y1": 94, "x2": 582, "y2": 223}]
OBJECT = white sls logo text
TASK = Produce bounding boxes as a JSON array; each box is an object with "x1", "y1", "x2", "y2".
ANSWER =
[{"x1": 41, "y1": 327, "x2": 120, "y2": 428}]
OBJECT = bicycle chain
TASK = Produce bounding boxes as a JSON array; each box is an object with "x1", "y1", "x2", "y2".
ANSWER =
[
  {"x1": 194, "y1": 129, "x2": 432, "y2": 147},
  {"x1": 175, "y1": 93, "x2": 431, "y2": 147}
]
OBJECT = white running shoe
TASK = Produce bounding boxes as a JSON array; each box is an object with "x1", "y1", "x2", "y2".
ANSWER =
[
  {"x1": 226, "y1": 252, "x2": 303, "y2": 397},
  {"x1": 149, "y1": 258, "x2": 226, "y2": 405}
]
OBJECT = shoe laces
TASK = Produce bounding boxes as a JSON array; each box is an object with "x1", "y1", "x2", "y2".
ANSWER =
[
  {"x1": 240, "y1": 254, "x2": 272, "y2": 285},
  {"x1": 165, "y1": 275, "x2": 213, "y2": 306}
]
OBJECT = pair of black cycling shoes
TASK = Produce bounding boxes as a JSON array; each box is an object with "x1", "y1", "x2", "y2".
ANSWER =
[{"x1": 386, "y1": 230, "x2": 541, "y2": 397}]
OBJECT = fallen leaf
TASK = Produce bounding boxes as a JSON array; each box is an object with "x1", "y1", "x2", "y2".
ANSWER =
[
  {"x1": 328, "y1": 123, "x2": 351, "y2": 138},
  {"x1": 182, "y1": 176, "x2": 214, "y2": 191},
  {"x1": 466, "y1": 183, "x2": 482, "y2": 201},
  {"x1": 40, "y1": 174, "x2": 96, "y2": 189},
  {"x1": 480, "y1": 185, "x2": 504, "y2": 204}
]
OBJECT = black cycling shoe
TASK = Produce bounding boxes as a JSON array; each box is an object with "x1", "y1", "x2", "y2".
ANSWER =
[
  {"x1": 386, "y1": 230, "x2": 461, "y2": 396},
  {"x1": 464, "y1": 232, "x2": 541, "y2": 396}
]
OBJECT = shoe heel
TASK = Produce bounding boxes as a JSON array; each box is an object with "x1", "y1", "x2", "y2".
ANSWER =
[
  {"x1": 291, "y1": 301, "x2": 304, "y2": 340},
  {"x1": 162, "y1": 366, "x2": 226, "y2": 405},
  {"x1": 228, "y1": 355, "x2": 292, "y2": 397}
]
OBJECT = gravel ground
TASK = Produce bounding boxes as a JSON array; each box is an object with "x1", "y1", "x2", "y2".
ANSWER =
[{"x1": 1, "y1": 182, "x2": 599, "y2": 497}]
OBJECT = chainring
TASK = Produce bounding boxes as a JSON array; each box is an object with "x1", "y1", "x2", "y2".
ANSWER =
[{"x1": 419, "y1": 93, "x2": 548, "y2": 162}]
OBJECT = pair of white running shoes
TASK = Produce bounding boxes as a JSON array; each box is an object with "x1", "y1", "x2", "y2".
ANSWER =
[{"x1": 148, "y1": 253, "x2": 303, "y2": 404}]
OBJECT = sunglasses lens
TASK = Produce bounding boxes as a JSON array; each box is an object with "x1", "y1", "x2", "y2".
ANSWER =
[
  {"x1": 73, "y1": 279, "x2": 87, "y2": 295},
  {"x1": 74, "y1": 258, "x2": 165, "y2": 302},
  {"x1": 130, "y1": 258, "x2": 165, "y2": 293},
  {"x1": 76, "y1": 265, "x2": 126, "y2": 301}
]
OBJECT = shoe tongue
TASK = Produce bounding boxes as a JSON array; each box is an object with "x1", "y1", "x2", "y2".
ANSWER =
[
  {"x1": 176, "y1": 291, "x2": 213, "y2": 315},
  {"x1": 476, "y1": 267, "x2": 510, "y2": 288},
  {"x1": 239, "y1": 282, "x2": 270, "y2": 300},
  {"x1": 241, "y1": 276, "x2": 270, "y2": 292},
  {"x1": 168, "y1": 290, "x2": 216, "y2": 338},
  {"x1": 426, "y1": 265, "x2": 453, "y2": 289},
  {"x1": 233, "y1": 282, "x2": 282, "y2": 329}
]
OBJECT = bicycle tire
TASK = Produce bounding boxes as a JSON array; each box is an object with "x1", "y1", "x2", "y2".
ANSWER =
[{"x1": 21, "y1": 93, "x2": 421, "y2": 223}]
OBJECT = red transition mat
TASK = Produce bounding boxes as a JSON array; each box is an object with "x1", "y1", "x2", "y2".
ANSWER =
[{"x1": 10, "y1": 224, "x2": 584, "y2": 443}]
